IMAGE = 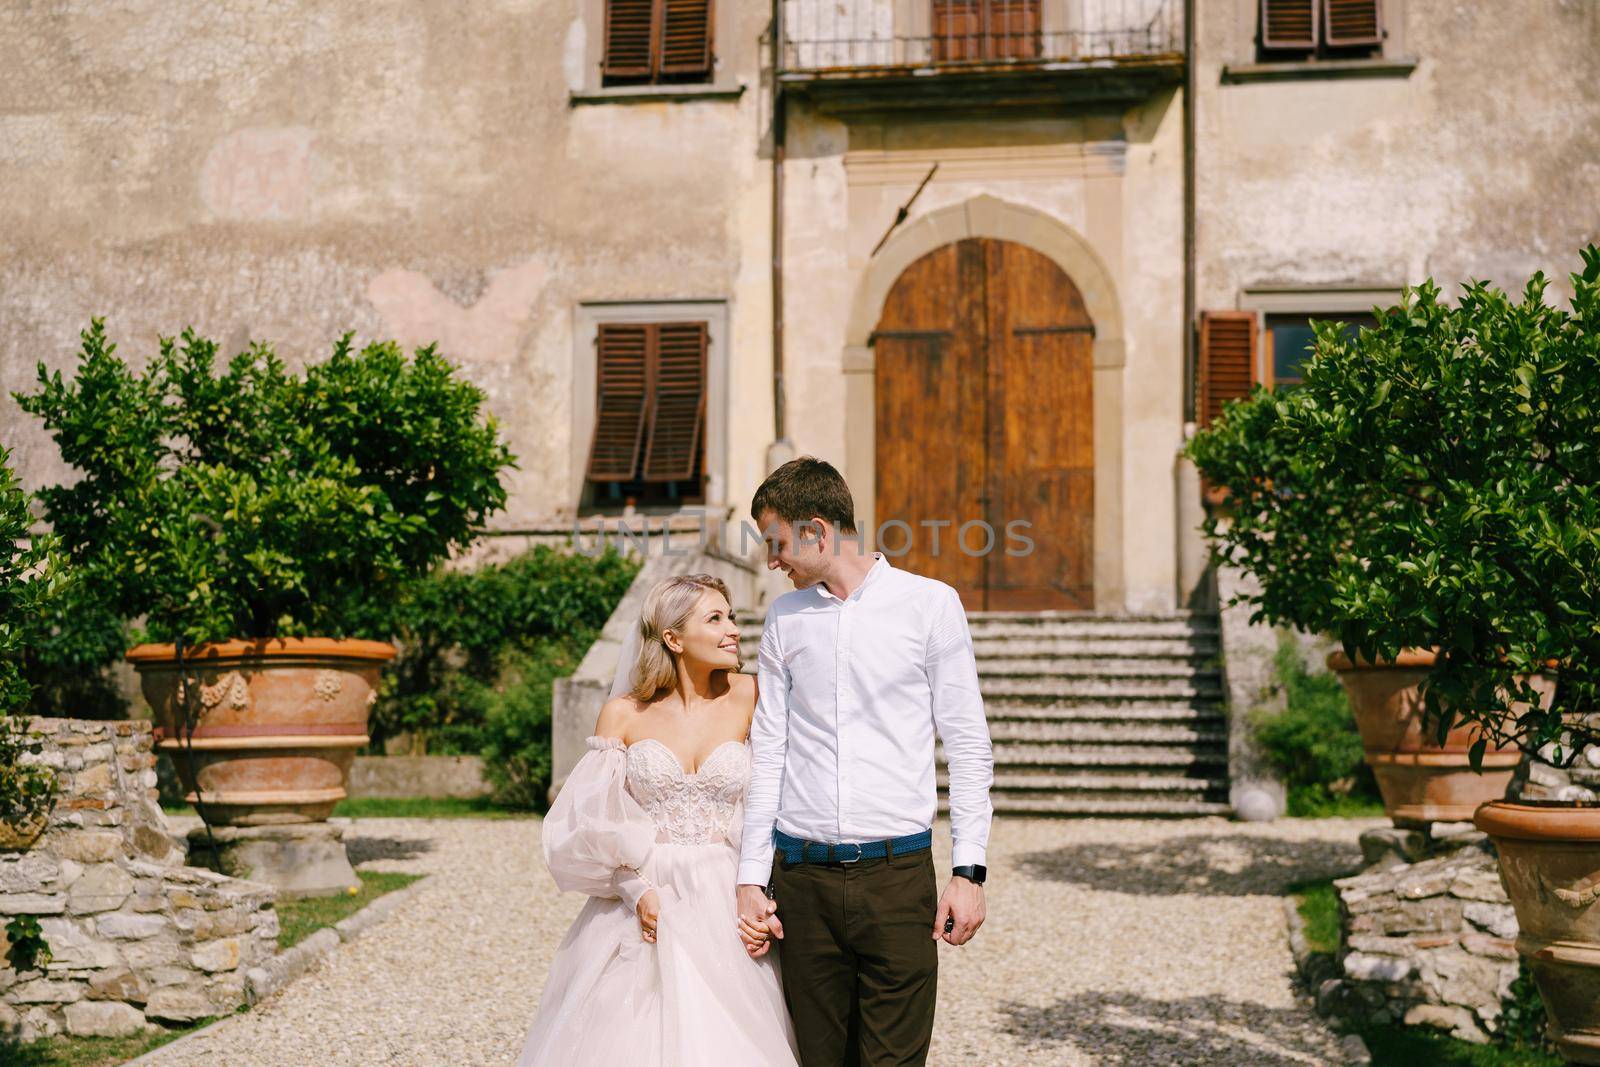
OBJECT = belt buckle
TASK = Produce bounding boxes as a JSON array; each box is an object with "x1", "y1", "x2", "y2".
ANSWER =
[{"x1": 835, "y1": 842, "x2": 862, "y2": 864}]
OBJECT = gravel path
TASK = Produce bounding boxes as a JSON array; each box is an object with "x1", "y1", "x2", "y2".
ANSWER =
[{"x1": 142, "y1": 814, "x2": 1381, "y2": 1066}]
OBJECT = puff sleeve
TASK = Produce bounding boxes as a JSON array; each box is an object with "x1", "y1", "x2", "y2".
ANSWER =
[{"x1": 542, "y1": 736, "x2": 656, "y2": 911}]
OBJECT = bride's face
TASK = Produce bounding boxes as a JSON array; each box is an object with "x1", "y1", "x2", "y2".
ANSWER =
[{"x1": 663, "y1": 589, "x2": 741, "y2": 672}]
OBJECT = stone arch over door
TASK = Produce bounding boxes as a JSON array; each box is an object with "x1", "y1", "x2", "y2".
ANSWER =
[{"x1": 842, "y1": 196, "x2": 1125, "y2": 611}]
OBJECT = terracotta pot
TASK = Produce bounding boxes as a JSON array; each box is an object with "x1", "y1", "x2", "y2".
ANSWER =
[
  {"x1": 1475, "y1": 801, "x2": 1600, "y2": 1065},
  {"x1": 1327, "y1": 648, "x2": 1553, "y2": 828},
  {"x1": 126, "y1": 638, "x2": 395, "y2": 826}
]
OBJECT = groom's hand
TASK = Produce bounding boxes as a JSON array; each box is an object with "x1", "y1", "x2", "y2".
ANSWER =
[
  {"x1": 933, "y1": 876, "x2": 986, "y2": 946},
  {"x1": 736, "y1": 884, "x2": 782, "y2": 958}
]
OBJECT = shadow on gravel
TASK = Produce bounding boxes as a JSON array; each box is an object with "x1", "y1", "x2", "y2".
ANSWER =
[
  {"x1": 1017, "y1": 833, "x2": 1361, "y2": 897},
  {"x1": 1001, "y1": 991, "x2": 1336, "y2": 1065},
  {"x1": 346, "y1": 835, "x2": 437, "y2": 864}
]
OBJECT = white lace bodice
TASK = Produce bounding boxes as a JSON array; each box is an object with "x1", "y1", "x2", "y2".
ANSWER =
[{"x1": 624, "y1": 738, "x2": 749, "y2": 846}]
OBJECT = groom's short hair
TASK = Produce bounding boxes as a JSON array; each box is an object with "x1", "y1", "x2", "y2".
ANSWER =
[{"x1": 751, "y1": 456, "x2": 858, "y2": 535}]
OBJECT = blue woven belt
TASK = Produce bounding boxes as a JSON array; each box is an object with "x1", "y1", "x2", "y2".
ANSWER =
[{"x1": 773, "y1": 828, "x2": 933, "y2": 865}]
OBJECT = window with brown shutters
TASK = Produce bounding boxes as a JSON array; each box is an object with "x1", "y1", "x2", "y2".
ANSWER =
[
  {"x1": 932, "y1": 0, "x2": 1042, "y2": 62},
  {"x1": 602, "y1": 0, "x2": 713, "y2": 86},
  {"x1": 1197, "y1": 311, "x2": 1259, "y2": 427},
  {"x1": 1259, "y1": 0, "x2": 1382, "y2": 55},
  {"x1": 587, "y1": 324, "x2": 652, "y2": 481},
  {"x1": 586, "y1": 321, "x2": 708, "y2": 506},
  {"x1": 1323, "y1": 0, "x2": 1383, "y2": 47},
  {"x1": 1260, "y1": 0, "x2": 1318, "y2": 50}
]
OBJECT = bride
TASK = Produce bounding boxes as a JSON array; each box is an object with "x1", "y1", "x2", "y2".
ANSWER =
[{"x1": 516, "y1": 573, "x2": 799, "y2": 1066}]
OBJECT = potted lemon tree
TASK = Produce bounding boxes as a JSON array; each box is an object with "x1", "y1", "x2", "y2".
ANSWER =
[
  {"x1": 16, "y1": 322, "x2": 514, "y2": 895},
  {"x1": 1190, "y1": 248, "x2": 1600, "y2": 1062}
]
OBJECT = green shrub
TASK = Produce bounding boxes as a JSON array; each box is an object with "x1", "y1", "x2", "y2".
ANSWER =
[
  {"x1": 477, "y1": 642, "x2": 588, "y2": 810},
  {"x1": 358, "y1": 546, "x2": 638, "y2": 757},
  {"x1": 1501, "y1": 958, "x2": 1552, "y2": 1054},
  {"x1": 0, "y1": 444, "x2": 66, "y2": 718},
  {"x1": 15, "y1": 321, "x2": 514, "y2": 645},
  {"x1": 1254, "y1": 637, "x2": 1381, "y2": 817},
  {"x1": 20, "y1": 575, "x2": 129, "y2": 719},
  {"x1": 1189, "y1": 248, "x2": 1600, "y2": 759}
]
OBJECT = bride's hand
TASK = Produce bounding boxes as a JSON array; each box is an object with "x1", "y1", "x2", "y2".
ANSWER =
[{"x1": 637, "y1": 889, "x2": 661, "y2": 942}]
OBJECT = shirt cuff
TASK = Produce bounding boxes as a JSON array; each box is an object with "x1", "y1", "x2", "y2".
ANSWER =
[
  {"x1": 951, "y1": 841, "x2": 987, "y2": 868},
  {"x1": 736, "y1": 857, "x2": 774, "y2": 887}
]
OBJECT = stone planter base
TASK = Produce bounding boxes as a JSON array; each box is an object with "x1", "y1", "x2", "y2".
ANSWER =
[
  {"x1": 1313, "y1": 827, "x2": 1519, "y2": 1044},
  {"x1": 187, "y1": 823, "x2": 358, "y2": 899}
]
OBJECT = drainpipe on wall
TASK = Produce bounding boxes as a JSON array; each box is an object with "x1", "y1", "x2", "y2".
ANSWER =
[
  {"x1": 1182, "y1": 0, "x2": 1196, "y2": 421},
  {"x1": 767, "y1": 1, "x2": 793, "y2": 474},
  {"x1": 1175, "y1": 0, "x2": 1210, "y2": 611}
]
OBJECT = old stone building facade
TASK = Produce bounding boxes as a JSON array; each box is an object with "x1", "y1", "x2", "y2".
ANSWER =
[{"x1": 2, "y1": 0, "x2": 1597, "y2": 614}]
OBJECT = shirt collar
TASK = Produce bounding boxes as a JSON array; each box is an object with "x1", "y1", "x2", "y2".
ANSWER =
[{"x1": 815, "y1": 552, "x2": 889, "y2": 602}]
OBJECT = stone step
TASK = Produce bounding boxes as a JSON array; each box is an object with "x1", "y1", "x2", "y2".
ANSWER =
[
  {"x1": 966, "y1": 618, "x2": 1219, "y2": 641},
  {"x1": 972, "y1": 637, "x2": 1220, "y2": 659},
  {"x1": 975, "y1": 657, "x2": 1220, "y2": 679},
  {"x1": 979, "y1": 677, "x2": 1225, "y2": 702},
  {"x1": 978, "y1": 742, "x2": 1229, "y2": 770},
  {"x1": 952, "y1": 795, "x2": 1236, "y2": 817},
  {"x1": 942, "y1": 770, "x2": 1229, "y2": 795},
  {"x1": 985, "y1": 719, "x2": 1229, "y2": 745},
  {"x1": 983, "y1": 701, "x2": 1226, "y2": 724}
]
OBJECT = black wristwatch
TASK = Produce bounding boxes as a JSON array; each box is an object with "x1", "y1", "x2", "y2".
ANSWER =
[{"x1": 951, "y1": 864, "x2": 987, "y2": 886}]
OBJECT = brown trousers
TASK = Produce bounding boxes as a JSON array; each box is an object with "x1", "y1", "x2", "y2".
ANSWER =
[{"x1": 770, "y1": 848, "x2": 939, "y2": 1067}]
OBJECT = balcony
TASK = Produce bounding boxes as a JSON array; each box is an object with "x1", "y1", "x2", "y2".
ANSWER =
[{"x1": 776, "y1": 0, "x2": 1185, "y2": 112}]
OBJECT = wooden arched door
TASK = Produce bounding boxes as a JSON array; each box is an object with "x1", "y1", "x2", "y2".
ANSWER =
[{"x1": 873, "y1": 237, "x2": 1093, "y2": 612}]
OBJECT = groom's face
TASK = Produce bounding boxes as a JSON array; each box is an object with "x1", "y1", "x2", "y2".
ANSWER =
[{"x1": 756, "y1": 511, "x2": 827, "y2": 589}]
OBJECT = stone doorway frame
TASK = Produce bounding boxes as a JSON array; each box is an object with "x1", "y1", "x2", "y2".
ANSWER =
[{"x1": 841, "y1": 195, "x2": 1126, "y2": 612}]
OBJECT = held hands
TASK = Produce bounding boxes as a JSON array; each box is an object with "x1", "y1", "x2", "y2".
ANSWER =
[
  {"x1": 637, "y1": 889, "x2": 661, "y2": 943},
  {"x1": 735, "y1": 883, "x2": 782, "y2": 958},
  {"x1": 933, "y1": 875, "x2": 986, "y2": 946}
]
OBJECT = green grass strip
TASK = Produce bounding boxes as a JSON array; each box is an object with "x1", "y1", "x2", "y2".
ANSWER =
[
  {"x1": 0, "y1": 1019, "x2": 214, "y2": 1066},
  {"x1": 275, "y1": 869, "x2": 424, "y2": 950}
]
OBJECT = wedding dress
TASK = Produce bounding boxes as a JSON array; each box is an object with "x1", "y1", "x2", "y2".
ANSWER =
[{"x1": 516, "y1": 734, "x2": 800, "y2": 1066}]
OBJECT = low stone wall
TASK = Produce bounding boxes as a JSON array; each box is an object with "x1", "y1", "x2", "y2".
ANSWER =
[
  {"x1": 348, "y1": 755, "x2": 490, "y2": 799},
  {"x1": 0, "y1": 719, "x2": 277, "y2": 1042},
  {"x1": 1317, "y1": 830, "x2": 1517, "y2": 1043}
]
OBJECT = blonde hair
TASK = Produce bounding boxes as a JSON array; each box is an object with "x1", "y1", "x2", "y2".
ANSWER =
[{"x1": 629, "y1": 574, "x2": 734, "y2": 701}]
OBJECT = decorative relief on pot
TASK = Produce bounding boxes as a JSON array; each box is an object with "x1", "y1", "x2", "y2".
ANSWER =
[
  {"x1": 198, "y1": 672, "x2": 250, "y2": 710},
  {"x1": 1543, "y1": 870, "x2": 1600, "y2": 909},
  {"x1": 313, "y1": 670, "x2": 343, "y2": 702}
]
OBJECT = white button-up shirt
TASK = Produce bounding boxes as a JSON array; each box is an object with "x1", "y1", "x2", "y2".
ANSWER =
[{"x1": 736, "y1": 553, "x2": 994, "y2": 885}]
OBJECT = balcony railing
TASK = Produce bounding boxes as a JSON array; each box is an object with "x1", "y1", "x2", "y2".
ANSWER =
[{"x1": 777, "y1": 0, "x2": 1183, "y2": 75}]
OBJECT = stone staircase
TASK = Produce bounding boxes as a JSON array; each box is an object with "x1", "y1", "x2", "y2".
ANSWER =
[{"x1": 738, "y1": 609, "x2": 1232, "y2": 817}]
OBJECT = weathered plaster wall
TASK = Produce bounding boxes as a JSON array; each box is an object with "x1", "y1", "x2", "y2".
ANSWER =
[
  {"x1": 1195, "y1": 0, "x2": 1600, "y2": 311},
  {"x1": 0, "y1": 0, "x2": 774, "y2": 528}
]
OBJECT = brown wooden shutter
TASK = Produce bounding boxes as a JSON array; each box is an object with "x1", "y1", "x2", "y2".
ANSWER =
[
  {"x1": 933, "y1": 0, "x2": 983, "y2": 61},
  {"x1": 987, "y1": 0, "x2": 1041, "y2": 59},
  {"x1": 641, "y1": 322, "x2": 707, "y2": 482},
  {"x1": 1197, "y1": 311, "x2": 1259, "y2": 426},
  {"x1": 658, "y1": 0, "x2": 713, "y2": 77},
  {"x1": 586, "y1": 324, "x2": 652, "y2": 481},
  {"x1": 1261, "y1": 0, "x2": 1318, "y2": 49},
  {"x1": 1323, "y1": 0, "x2": 1382, "y2": 46},
  {"x1": 603, "y1": 0, "x2": 657, "y2": 79}
]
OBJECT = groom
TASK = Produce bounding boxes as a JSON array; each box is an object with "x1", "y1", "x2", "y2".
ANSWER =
[{"x1": 735, "y1": 456, "x2": 994, "y2": 1067}]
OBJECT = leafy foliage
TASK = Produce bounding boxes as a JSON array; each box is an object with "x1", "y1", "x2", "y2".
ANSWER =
[
  {"x1": 14, "y1": 321, "x2": 515, "y2": 645},
  {"x1": 1254, "y1": 639, "x2": 1381, "y2": 817},
  {"x1": 1189, "y1": 248, "x2": 1600, "y2": 760},
  {"x1": 5, "y1": 913, "x2": 52, "y2": 973},
  {"x1": 0, "y1": 445, "x2": 67, "y2": 717},
  {"x1": 0, "y1": 446, "x2": 62, "y2": 835},
  {"x1": 1500, "y1": 957, "x2": 1552, "y2": 1054},
  {"x1": 354, "y1": 546, "x2": 639, "y2": 757},
  {"x1": 19, "y1": 575, "x2": 130, "y2": 719}
]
